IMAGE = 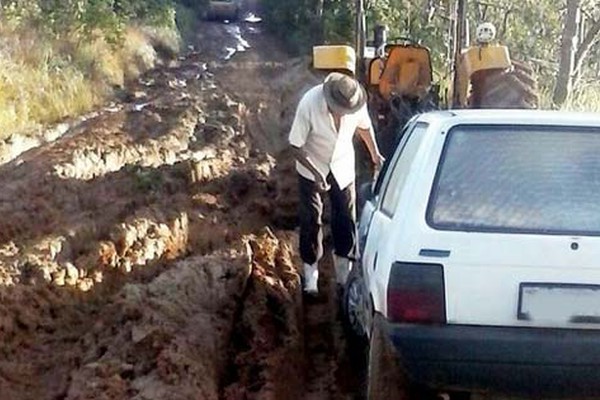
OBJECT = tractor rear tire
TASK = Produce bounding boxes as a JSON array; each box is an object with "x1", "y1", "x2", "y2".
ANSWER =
[{"x1": 470, "y1": 61, "x2": 539, "y2": 109}]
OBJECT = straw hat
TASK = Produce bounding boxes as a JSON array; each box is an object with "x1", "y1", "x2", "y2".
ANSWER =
[{"x1": 323, "y1": 72, "x2": 367, "y2": 115}]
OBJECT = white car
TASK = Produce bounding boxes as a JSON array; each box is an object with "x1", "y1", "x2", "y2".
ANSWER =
[{"x1": 345, "y1": 110, "x2": 600, "y2": 399}]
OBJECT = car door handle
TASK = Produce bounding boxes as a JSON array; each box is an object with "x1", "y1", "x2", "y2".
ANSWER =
[{"x1": 373, "y1": 252, "x2": 378, "y2": 271}]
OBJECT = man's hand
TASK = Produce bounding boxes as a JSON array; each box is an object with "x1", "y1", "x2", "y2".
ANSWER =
[
  {"x1": 315, "y1": 173, "x2": 331, "y2": 192},
  {"x1": 373, "y1": 153, "x2": 385, "y2": 171},
  {"x1": 356, "y1": 127, "x2": 385, "y2": 174},
  {"x1": 290, "y1": 146, "x2": 330, "y2": 192}
]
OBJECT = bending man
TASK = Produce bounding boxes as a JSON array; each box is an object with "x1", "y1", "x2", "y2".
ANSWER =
[{"x1": 289, "y1": 72, "x2": 384, "y2": 294}]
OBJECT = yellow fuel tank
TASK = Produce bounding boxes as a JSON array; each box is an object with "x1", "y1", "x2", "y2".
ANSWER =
[{"x1": 312, "y1": 45, "x2": 356, "y2": 75}]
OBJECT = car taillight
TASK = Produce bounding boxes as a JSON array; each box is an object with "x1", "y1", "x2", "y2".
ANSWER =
[{"x1": 387, "y1": 262, "x2": 446, "y2": 324}]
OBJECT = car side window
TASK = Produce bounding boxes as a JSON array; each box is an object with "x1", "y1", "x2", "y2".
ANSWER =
[
  {"x1": 380, "y1": 122, "x2": 429, "y2": 217},
  {"x1": 375, "y1": 123, "x2": 416, "y2": 197}
]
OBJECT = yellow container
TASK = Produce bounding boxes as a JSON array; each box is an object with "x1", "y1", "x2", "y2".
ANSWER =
[{"x1": 313, "y1": 45, "x2": 356, "y2": 74}]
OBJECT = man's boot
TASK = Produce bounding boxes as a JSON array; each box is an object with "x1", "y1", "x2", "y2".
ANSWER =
[
  {"x1": 303, "y1": 263, "x2": 319, "y2": 294},
  {"x1": 333, "y1": 254, "x2": 351, "y2": 286}
]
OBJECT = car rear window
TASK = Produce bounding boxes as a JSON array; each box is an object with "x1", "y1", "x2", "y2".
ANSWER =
[{"x1": 428, "y1": 124, "x2": 600, "y2": 235}]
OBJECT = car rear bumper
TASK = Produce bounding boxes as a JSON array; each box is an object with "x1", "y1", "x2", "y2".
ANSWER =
[{"x1": 384, "y1": 320, "x2": 600, "y2": 397}]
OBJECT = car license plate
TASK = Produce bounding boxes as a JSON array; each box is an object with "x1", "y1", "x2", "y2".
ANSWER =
[{"x1": 518, "y1": 283, "x2": 600, "y2": 324}]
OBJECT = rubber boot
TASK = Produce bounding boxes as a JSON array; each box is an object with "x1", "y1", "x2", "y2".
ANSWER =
[
  {"x1": 303, "y1": 263, "x2": 319, "y2": 294},
  {"x1": 333, "y1": 254, "x2": 351, "y2": 286}
]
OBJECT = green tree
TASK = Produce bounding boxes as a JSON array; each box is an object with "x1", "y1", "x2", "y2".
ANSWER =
[
  {"x1": 1, "y1": 0, "x2": 178, "y2": 42},
  {"x1": 553, "y1": 0, "x2": 600, "y2": 106}
]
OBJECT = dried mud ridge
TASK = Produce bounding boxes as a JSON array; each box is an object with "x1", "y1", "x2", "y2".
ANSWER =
[{"x1": 0, "y1": 20, "x2": 364, "y2": 400}]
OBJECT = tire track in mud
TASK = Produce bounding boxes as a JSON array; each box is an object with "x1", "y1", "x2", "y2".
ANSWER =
[
  {"x1": 0, "y1": 52, "x2": 273, "y2": 398},
  {"x1": 303, "y1": 284, "x2": 340, "y2": 400},
  {"x1": 301, "y1": 260, "x2": 368, "y2": 400},
  {"x1": 200, "y1": 15, "x2": 369, "y2": 400}
]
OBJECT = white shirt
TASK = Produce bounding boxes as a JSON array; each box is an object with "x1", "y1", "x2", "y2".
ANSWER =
[{"x1": 288, "y1": 84, "x2": 373, "y2": 189}]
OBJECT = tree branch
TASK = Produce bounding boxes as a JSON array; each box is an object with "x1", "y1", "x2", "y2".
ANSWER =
[
  {"x1": 553, "y1": 0, "x2": 580, "y2": 106},
  {"x1": 574, "y1": 18, "x2": 600, "y2": 75}
]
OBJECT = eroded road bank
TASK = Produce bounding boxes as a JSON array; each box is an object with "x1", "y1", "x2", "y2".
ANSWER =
[{"x1": 0, "y1": 11, "x2": 364, "y2": 400}]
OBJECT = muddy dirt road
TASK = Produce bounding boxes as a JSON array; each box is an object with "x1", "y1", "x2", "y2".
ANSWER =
[{"x1": 0, "y1": 7, "x2": 364, "y2": 400}]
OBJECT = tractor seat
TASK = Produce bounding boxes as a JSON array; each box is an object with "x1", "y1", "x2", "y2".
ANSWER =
[{"x1": 376, "y1": 45, "x2": 432, "y2": 101}]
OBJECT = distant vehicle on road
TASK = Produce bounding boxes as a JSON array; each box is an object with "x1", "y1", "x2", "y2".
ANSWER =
[
  {"x1": 344, "y1": 110, "x2": 600, "y2": 399},
  {"x1": 207, "y1": 0, "x2": 242, "y2": 21}
]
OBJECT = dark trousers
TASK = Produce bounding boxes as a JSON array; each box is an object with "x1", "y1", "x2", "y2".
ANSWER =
[{"x1": 298, "y1": 174, "x2": 357, "y2": 265}]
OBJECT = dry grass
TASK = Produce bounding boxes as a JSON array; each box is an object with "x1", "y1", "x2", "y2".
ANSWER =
[
  {"x1": 0, "y1": 24, "x2": 180, "y2": 140},
  {"x1": 563, "y1": 83, "x2": 600, "y2": 113},
  {"x1": 537, "y1": 84, "x2": 600, "y2": 112}
]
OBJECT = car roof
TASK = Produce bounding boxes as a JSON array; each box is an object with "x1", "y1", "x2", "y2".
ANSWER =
[{"x1": 417, "y1": 109, "x2": 600, "y2": 128}]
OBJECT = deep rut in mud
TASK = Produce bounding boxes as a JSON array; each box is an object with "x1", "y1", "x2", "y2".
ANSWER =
[
  {"x1": 203, "y1": 17, "x2": 367, "y2": 400},
  {"x1": 0, "y1": 6, "x2": 365, "y2": 400}
]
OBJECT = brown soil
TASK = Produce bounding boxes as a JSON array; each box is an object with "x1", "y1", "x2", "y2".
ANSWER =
[{"x1": 0, "y1": 5, "x2": 363, "y2": 400}]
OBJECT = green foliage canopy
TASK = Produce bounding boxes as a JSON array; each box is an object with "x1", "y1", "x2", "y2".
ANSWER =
[
  {"x1": 0, "y1": 0, "x2": 205, "y2": 43},
  {"x1": 261, "y1": 0, "x2": 600, "y2": 95}
]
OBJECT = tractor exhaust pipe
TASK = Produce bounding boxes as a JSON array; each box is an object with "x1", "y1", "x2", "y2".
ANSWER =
[
  {"x1": 356, "y1": 0, "x2": 366, "y2": 76},
  {"x1": 374, "y1": 24, "x2": 388, "y2": 58},
  {"x1": 451, "y1": 0, "x2": 467, "y2": 107}
]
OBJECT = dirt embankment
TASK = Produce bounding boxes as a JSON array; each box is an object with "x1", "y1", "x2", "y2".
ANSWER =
[{"x1": 0, "y1": 11, "x2": 361, "y2": 400}]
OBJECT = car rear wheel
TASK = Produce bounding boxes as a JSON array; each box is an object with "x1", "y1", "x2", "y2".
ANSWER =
[
  {"x1": 367, "y1": 314, "x2": 411, "y2": 399},
  {"x1": 342, "y1": 265, "x2": 368, "y2": 339}
]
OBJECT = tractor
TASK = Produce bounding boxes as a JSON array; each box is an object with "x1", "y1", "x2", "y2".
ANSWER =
[{"x1": 313, "y1": 0, "x2": 539, "y2": 158}]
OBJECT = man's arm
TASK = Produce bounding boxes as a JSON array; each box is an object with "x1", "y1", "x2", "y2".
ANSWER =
[
  {"x1": 355, "y1": 105, "x2": 385, "y2": 169},
  {"x1": 288, "y1": 91, "x2": 329, "y2": 192},
  {"x1": 290, "y1": 146, "x2": 330, "y2": 192},
  {"x1": 357, "y1": 127, "x2": 385, "y2": 169}
]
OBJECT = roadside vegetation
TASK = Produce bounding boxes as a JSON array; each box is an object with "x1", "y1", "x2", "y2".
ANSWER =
[
  {"x1": 262, "y1": 0, "x2": 600, "y2": 111},
  {"x1": 3, "y1": 0, "x2": 600, "y2": 139},
  {"x1": 0, "y1": 0, "x2": 206, "y2": 138}
]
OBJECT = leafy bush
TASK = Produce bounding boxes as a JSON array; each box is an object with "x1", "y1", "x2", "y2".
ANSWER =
[
  {"x1": 1, "y1": 0, "x2": 178, "y2": 43},
  {"x1": 0, "y1": 0, "x2": 200, "y2": 137},
  {"x1": 260, "y1": 0, "x2": 351, "y2": 54}
]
